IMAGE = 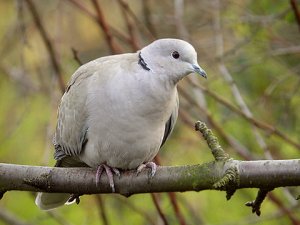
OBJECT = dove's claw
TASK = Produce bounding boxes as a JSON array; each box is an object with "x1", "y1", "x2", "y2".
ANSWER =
[
  {"x1": 96, "y1": 164, "x2": 120, "y2": 192},
  {"x1": 112, "y1": 167, "x2": 121, "y2": 177},
  {"x1": 96, "y1": 165, "x2": 104, "y2": 187},
  {"x1": 136, "y1": 162, "x2": 157, "y2": 178}
]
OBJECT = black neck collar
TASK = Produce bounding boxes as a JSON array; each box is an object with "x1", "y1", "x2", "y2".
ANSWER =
[{"x1": 138, "y1": 52, "x2": 150, "y2": 71}]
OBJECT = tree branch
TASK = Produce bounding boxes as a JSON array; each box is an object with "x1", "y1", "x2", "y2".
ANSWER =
[
  {"x1": 1, "y1": 160, "x2": 300, "y2": 196},
  {"x1": 290, "y1": 0, "x2": 300, "y2": 32}
]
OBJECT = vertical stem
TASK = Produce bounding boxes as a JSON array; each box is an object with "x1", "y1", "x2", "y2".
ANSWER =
[
  {"x1": 95, "y1": 195, "x2": 109, "y2": 225},
  {"x1": 151, "y1": 193, "x2": 169, "y2": 225},
  {"x1": 168, "y1": 192, "x2": 187, "y2": 225},
  {"x1": 90, "y1": 0, "x2": 122, "y2": 54},
  {"x1": 290, "y1": 0, "x2": 300, "y2": 32},
  {"x1": 142, "y1": 0, "x2": 157, "y2": 37},
  {"x1": 212, "y1": 0, "x2": 272, "y2": 159},
  {"x1": 117, "y1": 0, "x2": 140, "y2": 51},
  {"x1": 24, "y1": 0, "x2": 65, "y2": 93}
]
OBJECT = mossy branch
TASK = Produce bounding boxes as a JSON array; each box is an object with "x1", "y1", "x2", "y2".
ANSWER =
[
  {"x1": 195, "y1": 121, "x2": 230, "y2": 161},
  {"x1": 1, "y1": 160, "x2": 300, "y2": 195},
  {"x1": 1, "y1": 121, "x2": 300, "y2": 216}
]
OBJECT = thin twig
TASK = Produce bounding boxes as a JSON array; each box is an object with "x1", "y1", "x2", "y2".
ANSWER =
[
  {"x1": 168, "y1": 192, "x2": 187, "y2": 225},
  {"x1": 24, "y1": 0, "x2": 65, "y2": 93},
  {"x1": 66, "y1": 0, "x2": 96, "y2": 20},
  {"x1": 0, "y1": 206, "x2": 33, "y2": 225},
  {"x1": 116, "y1": 0, "x2": 156, "y2": 41},
  {"x1": 174, "y1": 0, "x2": 189, "y2": 40},
  {"x1": 115, "y1": 195, "x2": 157, "y2": 225},
  {"x1": 153, "y1": 156, "x2": 176, "y2": 224},
  {"x1": 268, "y1": 193, "x2": 300, "y2": 225},
  {"x1": 179, "y1": 90, "x2": 300, "y2": 222},
  {"x1": 142, "y1": 0, "x2": 157, "y2": 37},
  {"x1": 270, "y1": 45, "x2": 300, "y2": 56},
  {"x1": 245, "y1": 189, "x2": 272, "y2": 216},
  {"x1": 212, "y1": 0, "x2": 273, "y2": 159},
  {"x1": 290, "y1": 0, "x2": 300, "y2": 32},
  {"x1": 94, "y1": 195, "x2": 109, "y2": 225},
  {"x1": 71, "y1": 47, "x2": 83, "y2": 65},
  {"x1": 65, "y1": 0, "x2": 131, "y2": 45},
  {"x1": 157, "y1": 156, "x2": 187, "y2": 225},
  {"x1": 46, "y1": 210, "x2": 75, "y2": 225},
  {"x1": 187, "y1": 80, "x2": 300, "y2": 150},
  {"x1": 117, "y1": 0, "x2": 140, "y2": 51},
  {"x1": 16, "y1": 0, "x2": 28, "y2": 45},
  {"x1": 151, "y1": 193, "x2": 169, "y2": 225},
  {"x1": 90, "y1": 0, "x2": 122, "y2": 54},
  {"x1": 178, "y1": 85, "x2": 255, "y2": 160}
]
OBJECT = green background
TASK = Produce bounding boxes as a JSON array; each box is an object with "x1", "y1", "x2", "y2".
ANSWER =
[{"x1": 0, "y1": 0, "x2": 300, "y2": 224}]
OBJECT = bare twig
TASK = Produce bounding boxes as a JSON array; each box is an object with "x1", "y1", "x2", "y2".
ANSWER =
[
  {"x1": 268, "y1": 193, "x2": 300, "y2": 225},
  {"x1": 155, "y1": 156, "x2": 187, "y2": 225},
  {"x1": 0, "y1": 206, "x2": 33, "y2": 225},
  {"x1": 212, "y1": 0, "x2": 273, "y2": 159},
  {"x1": 65, "y1": 0, "x2": 131, "y2": 45},
  {"x1": 117, "y1": 0, "x2": 140, "y2": 51},
  {"x1": 151, "y1": 193, "x2": 169, "y2": 225},
  {"x1": 95, "y1": 195, "x2": 109, "y2": 225},
  {"x1": 24, "y1": 0, "x2": 65, "y2": 93},
  {"x1": 174, "y1": 0, "x2": 189, "y2": 40},
  {"x1": 290, "y1": 0, "x2": 300, "y2": 32},
  {"x1": 270, "y1": 45, "x2": 300, "y2": 56},
  {"x1": 178, "y1": 86, "x2": 254, "y2": 159},
  {"x1": 142, "y1": 0, "x2": 157, "y2": 37},
  {"x1": 71, "y1": 47, "x2": 83, "y2": 65},
  {"x1": 46, "y1": 210, "x2": 75, "y2": 225},
  {"x1": 151, "y1": 157, "x2": 170, "y2": 225},
  {"x1": 90, "y1": 0, "x2": 122, "y2": 54},
  {"x1": 168, "y1": 192, "x2": 187, "y2": 225},
  {"x1": 116, "y1": 0, "x2": 156, "y2": 41},
  {"x1": 115, "y1": 195, "x2": 157, "y2": 225},
  {"x1": 187, "y1": 80, "x2": 300, "y2": 150},
  {"x1": 16, "y1": 0, "x2": 28, "y2": 45},
  {"x1": 245, "y1": 188, "x2": 273, "y2": 216}
]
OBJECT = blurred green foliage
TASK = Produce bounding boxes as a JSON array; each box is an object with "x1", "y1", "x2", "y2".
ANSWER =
[{"x1": 0, "y1": 0, "x2": 300, "y2": 224}]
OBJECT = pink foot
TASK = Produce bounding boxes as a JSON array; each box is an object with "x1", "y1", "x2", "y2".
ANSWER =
[
  {"x1": 96, "y1": 164, "x2": 120, "y2": 192},
  {"x1": 136, "y1": 162, "x2": 157, "y2": 177}
]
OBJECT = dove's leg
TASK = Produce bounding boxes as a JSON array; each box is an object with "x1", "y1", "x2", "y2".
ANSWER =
[
  {"x1": 136, "y1": 162, "x2": 157, "y2": 177},
  {"x1": 96, "y1": 164, "x2": 120, "y2": 192}
]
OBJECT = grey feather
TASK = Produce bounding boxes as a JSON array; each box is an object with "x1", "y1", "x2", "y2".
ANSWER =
[
  {"x1": 53, "y1": 63, "x2": 93, "y2": 160},
  {"x1": 160, "y1": 92, "x2": 179, "y2": 147}
]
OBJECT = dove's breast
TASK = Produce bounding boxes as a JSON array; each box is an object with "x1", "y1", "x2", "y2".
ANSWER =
[{"x1": 78, "y1": 64, "x2": 177, "y2": 169}]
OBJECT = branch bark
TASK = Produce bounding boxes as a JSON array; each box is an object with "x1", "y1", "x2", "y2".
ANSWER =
[{"x1": 1, "y1": 160, "x2": 300, "y2": 196}]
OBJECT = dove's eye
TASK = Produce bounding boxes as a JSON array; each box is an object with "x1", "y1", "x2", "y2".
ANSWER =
[{"x1": 172, "y1": 51, "x2": 180, "y2": 59}]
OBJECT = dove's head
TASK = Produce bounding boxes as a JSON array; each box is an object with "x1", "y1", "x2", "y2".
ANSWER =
[{"x1": 139, "y1": 39, "x2": 206, "y2": 82}]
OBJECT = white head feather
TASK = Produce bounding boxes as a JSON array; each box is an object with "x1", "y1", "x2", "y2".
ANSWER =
[{"x1": 140, "y1": 39, "x2": 206, "y2": 82}]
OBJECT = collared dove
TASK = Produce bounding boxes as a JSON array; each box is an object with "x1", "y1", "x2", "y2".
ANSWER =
[{"x1": 35, "y1": 38, "x2": 207, "y2": 210}]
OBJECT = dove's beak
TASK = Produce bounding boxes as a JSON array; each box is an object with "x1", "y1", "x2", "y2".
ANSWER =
[{"x1": 192, "y1": 64, "x2": 207, "y2": 79}]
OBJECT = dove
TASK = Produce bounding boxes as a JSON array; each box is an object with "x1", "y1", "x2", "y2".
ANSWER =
[{"x1": 35, "y1": 38, "x2": 207, "y2": 210}]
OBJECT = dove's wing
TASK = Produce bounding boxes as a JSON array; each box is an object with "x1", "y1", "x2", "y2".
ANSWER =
[
  {"x1": 53, "y1": 67, "x2": 91, "y2": 161},
  {"x1": 53, "y1": 54, "x2": 137, "y2": 163},
  {"x1": 160, "y1": 91, "x2": 179, "y2": 147},
  {"x1": 53, "y1": 57, "x2": 114, "y2": 162}
]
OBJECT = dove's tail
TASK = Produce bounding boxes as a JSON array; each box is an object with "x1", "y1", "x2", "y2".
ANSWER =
[
  {"x1": 35, "y1": 158, "x2": 87, "y2": 210},
  {"x1": 35, "y1": 192, "x2": 70, "y2": 210}
]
